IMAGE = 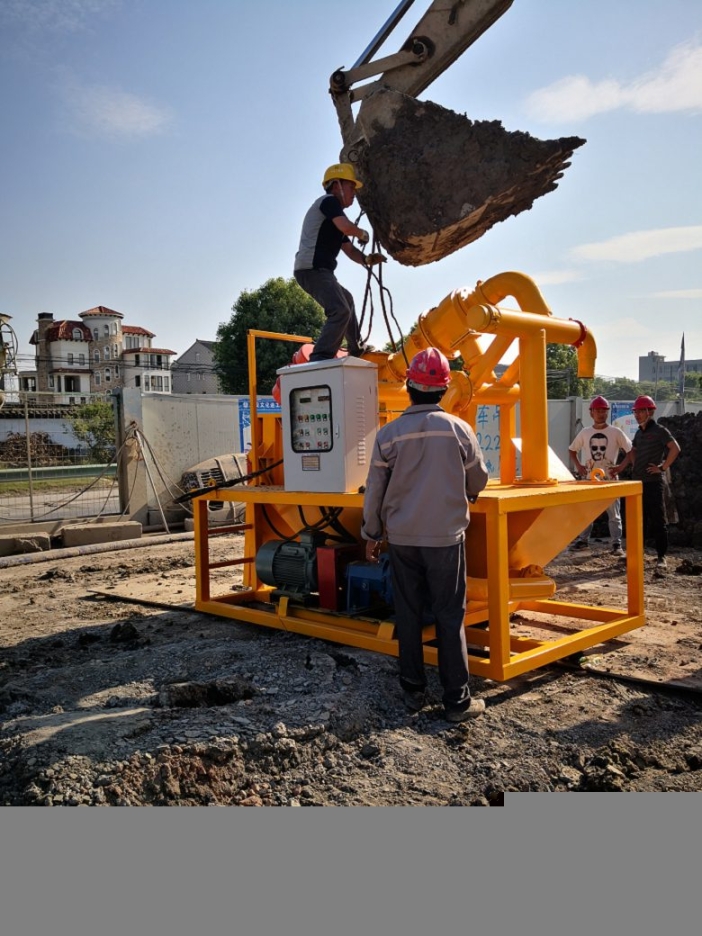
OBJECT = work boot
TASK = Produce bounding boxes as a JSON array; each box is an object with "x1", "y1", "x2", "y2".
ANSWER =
[
  {"x1": 611, "y1": 542, "x2": 625, "y2": 557},
  {"x1": 570, "y1": 540, "x2": 589, "y2": 551},
  {"x1": 349, "y1": 342, "x2": 376, "y2": 357},
  {"x1": 444, "y1": 698, "x2": 486, "y2": 722},
  {"x1": 655, "y1": 557, "x2": 668, "y2": 571}
]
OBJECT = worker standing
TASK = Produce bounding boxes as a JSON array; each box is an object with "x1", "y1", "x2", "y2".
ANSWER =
[
  {"x1": 568, "y1": 395, "x2": 632, "y2": 556},
  {"x1": 611, "y1": 395, "x2": 680, "y2": 571},
  {"x1": 361, "y1": 348, "x2": 489, "y2": 722},
  {"x1": 294, "y1": 163, "x2": 385, "y2": 362}
]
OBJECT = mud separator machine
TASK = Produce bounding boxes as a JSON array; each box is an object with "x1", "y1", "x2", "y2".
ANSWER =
[{"x1": 192, "y1": 272, "x2": 645, "y2": 682}]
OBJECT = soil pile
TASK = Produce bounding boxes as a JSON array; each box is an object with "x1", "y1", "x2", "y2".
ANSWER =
[
  {"x1": 354, "y1": 90, "x2": 585, "y2": 265},
  {"x1": 1, "y1": 536, "x2": 701, "y2": 805},
  {"x1": 661, "y1": 412, "x2": 702, "y2": 548}
]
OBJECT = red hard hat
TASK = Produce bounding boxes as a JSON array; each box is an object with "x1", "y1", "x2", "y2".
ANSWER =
[
  {"x1": 406, "y1": 347, "x2": 451, "y2": 390},
  {"x1": 590, "y1": 395, "x2": 610, "y2": 410},
  {"x1": 633, "y1": 395, "x2": 656, "y2": 411}
]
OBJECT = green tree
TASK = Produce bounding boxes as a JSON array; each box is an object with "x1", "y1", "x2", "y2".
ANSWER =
[
  {"x1": 545, "y1": 344, "x2": 592, "y2": 399},
  {"x1": 64, "y1": 400, "x2": 116, "y2": 463},
  {"x1": 592, "y1": 376, "x2": 641, "y2": 400},
  {"x1": 214, "y1": 278, "x2": 325, "y2": 395}
]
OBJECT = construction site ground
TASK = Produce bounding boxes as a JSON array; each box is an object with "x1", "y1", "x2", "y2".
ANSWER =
[{"x1": 1, "y1": 533, "x2": 701, "y2": 805}]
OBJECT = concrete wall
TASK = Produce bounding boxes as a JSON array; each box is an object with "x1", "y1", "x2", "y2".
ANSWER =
[{"x1": 114, "y1": 389, "x2": 245, "y2": 526}]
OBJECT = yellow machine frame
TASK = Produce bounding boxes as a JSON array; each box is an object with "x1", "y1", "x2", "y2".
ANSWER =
[{"x1": 193, "y1": 272, "x2": 646, "y2": 682}]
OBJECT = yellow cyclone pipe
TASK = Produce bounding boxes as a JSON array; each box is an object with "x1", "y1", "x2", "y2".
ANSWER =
[
  {"x1": 380, "y1": 271, "x2": 596, "y2": 383},
  {"x1": 375, "y1": 270, "x2": 598, "y2": 483},
  {"x1": 468, "y1": 271, "x2": 597, "y2": 378}
]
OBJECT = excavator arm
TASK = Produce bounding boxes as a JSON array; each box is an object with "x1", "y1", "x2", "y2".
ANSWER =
[
  {"x1": 329, "y1": 0, "x2": 585, "y2": 267},
  {"x1": 330, "y1": 0, "x2": 514, "y2": 141}
]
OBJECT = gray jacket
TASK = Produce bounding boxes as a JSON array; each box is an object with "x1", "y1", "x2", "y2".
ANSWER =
[{"x1": 361, "y1": 404, "x2": 489, "y2": 547}]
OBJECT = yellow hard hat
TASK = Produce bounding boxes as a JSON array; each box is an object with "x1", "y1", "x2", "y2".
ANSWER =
[{"x1": 322, "y1": 163, "x2": 363, "y2": 189}]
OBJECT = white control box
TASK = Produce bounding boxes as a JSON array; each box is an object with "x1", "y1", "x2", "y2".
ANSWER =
[{"x1": 278, "y1": 357, "x2": 378, "y2": 493}]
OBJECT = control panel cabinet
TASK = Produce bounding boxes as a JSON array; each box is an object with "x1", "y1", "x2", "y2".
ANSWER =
[{"x1": 278, "y1": 357, "x2": 378, "y2": 493}]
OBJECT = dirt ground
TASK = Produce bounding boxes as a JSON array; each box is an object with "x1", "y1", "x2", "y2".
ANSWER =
[{"x1": 1, "y1": 533, "x2": 701, "y2": 805}]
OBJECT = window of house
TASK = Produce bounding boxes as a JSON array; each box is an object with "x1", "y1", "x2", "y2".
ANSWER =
[
  {"x1": 103, "y1": 324, "x2": 109, "y2": 337},
  {"x1": 49, "y1": 376, "x2": 55, "y2": 388},
  {"x1": 105, "y1": 367, "x2": 111, "y2": 382},
  {"x1": 187, "y1": 372, "x2": 191, "y2": 382},
  {"x1": 79, "y1": 353, "x2": 85, "y2": 366},
  {"x1": 154, "y1": 375, "x2": 163, "y2": 391},
  {"x1": 144, "y1": 376, "x2": 150, "y2": 391},
  {"x1": 135, "y1": 375, "x2": 141, "y2": 388},
  {"x1": 56, "y1": 377, "x2": 62, "y2": 392},
  {"x1": 197, "y1": 372, "x2": 203, "y2": 380},
  {"x1": 80, "y1": 397, "x2": 87, "y2": 404},
  {"x1": 195, "y1": 352, "x2": 200, "y2": 362},
  {"x1": 94, "y1": 350, "x2": 100, "y2": 363},
  {"x1": 135, "y1": 354, "x2": 140, "y2": 367},
  {"x1": 111, "y1": 323, "x2": 117, "y2": 335},
  {"x1": 115, "y1": 365, "x2": 120, "y2": 377},
  {"x1": 69, "y1": 396, "x2": 76, "y2": 405},
  {"x1": 72, "y1": 328, "x2": 83, "y2": 340},
  {"x1": 164, "y1": 377, "x2": 169, "y2": 392},
  {"x1": 95, "y1": 373, "x2": 101, "y2": 386},
  {"x1": 104, "y1": 347, "x2": 110, "y2": 360},
  {"x1": 93, "y1": 328, "x2": 99, "y2": 341},
  {"x1": 113, "y1": 344, "x2": 118, "y2": 358},
  {"x1": 67, "y1": 353, "x2": 74, "y2": 365}
]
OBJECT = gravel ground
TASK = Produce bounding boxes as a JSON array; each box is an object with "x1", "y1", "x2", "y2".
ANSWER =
[{"x1": 1, "y1": 534, "x2": 701, "y2": 805}]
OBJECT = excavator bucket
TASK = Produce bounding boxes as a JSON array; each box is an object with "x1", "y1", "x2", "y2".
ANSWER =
[{"x1": 349, "y1": 88, "x2": 585, "y2": 266}]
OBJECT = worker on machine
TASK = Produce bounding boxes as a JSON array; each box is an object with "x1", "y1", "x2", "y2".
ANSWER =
[
  {"x1": 361, "y1": 347, "x2": 489, "y2": 722},
  {"x1": 294, "y1": 163, "x2": 385, "y2": 361}
]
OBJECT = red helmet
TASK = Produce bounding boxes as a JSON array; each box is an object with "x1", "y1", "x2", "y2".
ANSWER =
[
  {"x1": 406, "y1": 347, "x2": 451, "y2": 391},
  {"x1": 633, "y1": 395, "x2": 656, "y2": 411},
  {"x1": 590, "y1": 395, "x2": 610, "y2": 410}
]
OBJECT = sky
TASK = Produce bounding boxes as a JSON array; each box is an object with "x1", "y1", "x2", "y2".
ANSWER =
[{"x1": 1, "y1": 0, "x2": 701, "y2": 382}]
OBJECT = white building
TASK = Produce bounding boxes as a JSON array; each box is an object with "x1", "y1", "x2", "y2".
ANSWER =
[{"x1": 30, "y1": 307, "x2": 175, "y2": 403}]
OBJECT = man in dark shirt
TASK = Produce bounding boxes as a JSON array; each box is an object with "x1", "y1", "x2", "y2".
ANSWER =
[
  {"x1": 294, "y1": 163, "x2": 385, "y2": 361},
  {"x1": 611, "y1": 395, "x2": 680, "y2": 570}
]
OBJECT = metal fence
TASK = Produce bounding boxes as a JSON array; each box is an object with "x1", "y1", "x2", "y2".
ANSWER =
[{"x1": 0, "y1": 392, "x2": 121, "y2": 525}]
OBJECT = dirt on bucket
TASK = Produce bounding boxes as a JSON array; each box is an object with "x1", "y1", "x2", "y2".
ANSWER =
[{"x1": 350, "y1": 89, "x2": 585, "y2": 266}]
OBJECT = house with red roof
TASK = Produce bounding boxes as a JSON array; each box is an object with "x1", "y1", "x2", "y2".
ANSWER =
[{"x1": 29, "y1": 306, "x2": 175, "y2": 403}]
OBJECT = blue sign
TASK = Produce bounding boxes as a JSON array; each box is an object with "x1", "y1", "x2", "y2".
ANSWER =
[{"x1": 238, "y1": 396, "x2": 281, "y2": 451}]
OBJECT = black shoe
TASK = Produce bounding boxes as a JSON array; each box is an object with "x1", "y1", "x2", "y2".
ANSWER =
[
  {"x1": 402, "y1": 688, "x2": 427, "y2": 712},
  {"x1": 570, "y1": 540, "x2": 589, "y2": 551},
  {"x1": 349, "y1": 342, "x2": 376, "y2": 358},
  {"x1": 611, "y1": 543, "x2": 625, "y2": 557},
  {"x1": 445, "y1": 698, "x2": 486, "y2": 722}
]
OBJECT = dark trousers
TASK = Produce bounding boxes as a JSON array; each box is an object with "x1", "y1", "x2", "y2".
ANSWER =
[
  {"x1": 388, "y1": 542, "x2": 471, "y2": 711},
  {"x1": 642, "y1": 478, "x2": 668, "y2": 559},
  {"x1": 294, "y1": 268, "x2": 361, "y2": 361}
]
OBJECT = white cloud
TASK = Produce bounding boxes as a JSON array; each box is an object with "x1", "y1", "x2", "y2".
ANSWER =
[
  {"x1": 530, "y1": 269, "x2": 584, "y2": 286},
  {"x1": 649, "y1": 288, "x2": 702, "y2": 299},
  {"x1": 597, "y1": 315, "x2": 653, "y2": 341},
  {"x1": 60, "y1": 80, "x2": 174, "y2": 140},
  {"x1": 0, "y1": 0, "x2": 118, "y2": 33},
  {"x1": 526, "y1": 40, "x2": 702, "y2": 121},
  {"x1": 570, "y1": 226, "x2": 702, "y2": 264}
]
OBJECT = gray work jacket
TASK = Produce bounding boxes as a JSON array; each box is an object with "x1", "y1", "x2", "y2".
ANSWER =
[{"x1": 361, "y1": 404, "x2": 489, "y2": 547}]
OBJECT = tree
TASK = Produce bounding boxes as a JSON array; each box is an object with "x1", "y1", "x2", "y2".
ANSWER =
[
  {"x1": 545, "y1": 344, "x2": 592, "y2": 399},
  {"x1": 64, "y1": 400, "x2": 116, "y2": 464},
  {"x1": 592, "y1": 376, "x2": 641, "y2": 400},
  {"x1": 214, "y1": 278, "x2": 325, "y2": 395}
]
